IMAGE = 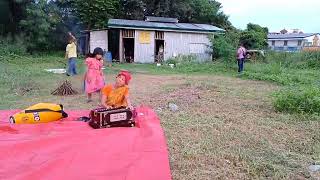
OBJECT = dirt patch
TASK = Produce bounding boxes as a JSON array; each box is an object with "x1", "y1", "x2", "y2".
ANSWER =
[{"x1": 3, "y1": 73, "x2": 320, "y2": 179}]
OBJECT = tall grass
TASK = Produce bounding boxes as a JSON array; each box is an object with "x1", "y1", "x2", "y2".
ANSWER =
[
  {"x1": 241, "y1": 51, "x2": 320, "y2": 115},
  {"x1": 273, "y1": 86, "x2": 320, "y2": 115}
]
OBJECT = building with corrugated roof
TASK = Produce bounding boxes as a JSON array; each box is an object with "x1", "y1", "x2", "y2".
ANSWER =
[
  {"x1": 267, "y1": 33, "x2": 320, "y2": 52},
  {"x1": 84, "y1": 16, "x2": 224, "y2": 63}
]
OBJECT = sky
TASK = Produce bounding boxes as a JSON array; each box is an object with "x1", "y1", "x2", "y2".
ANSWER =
[{"x1": 217, "y1": 0, "x2": 320, "y2": 33}]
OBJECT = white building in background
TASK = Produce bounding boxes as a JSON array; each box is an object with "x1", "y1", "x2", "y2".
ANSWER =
[
  {"x1": 267, "y1": 33, "x2": 320, "y2": 52},
  {"x1": 83, "y1": 17, "x2": 225, "y2": 63}
]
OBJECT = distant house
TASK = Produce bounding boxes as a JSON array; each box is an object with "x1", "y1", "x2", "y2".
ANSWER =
[
  {"x1": 83, "y1": 16, "x2": 224, "y2": 63},
  {"x1": 267, "y1": 33, "x2": 320, "y2": 52}
]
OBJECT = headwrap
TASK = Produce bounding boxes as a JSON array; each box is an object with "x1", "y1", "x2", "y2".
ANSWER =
[{"x1": 117, "y1": 70, "x2": 132, "y2": 85}]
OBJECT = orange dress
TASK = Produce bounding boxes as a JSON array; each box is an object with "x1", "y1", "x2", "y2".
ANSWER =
[{"x1": 102, "y1": 84, "x2": 129, "y2": 108}]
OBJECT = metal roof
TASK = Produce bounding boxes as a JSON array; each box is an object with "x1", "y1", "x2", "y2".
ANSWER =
[
  {"x1": 108, "y1": 19, "x2": 224, "y2": 33},
  {"x1": 145, "y1": 16, "x2": 178, "y2": 23},
  {"x1": 268, "y1": 33, "x2": 319, "y2": 40}
]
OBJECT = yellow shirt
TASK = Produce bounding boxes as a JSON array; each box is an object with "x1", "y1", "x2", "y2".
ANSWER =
[{"x1": 66, "y1": 42, "x2": 77, "y2": 58}]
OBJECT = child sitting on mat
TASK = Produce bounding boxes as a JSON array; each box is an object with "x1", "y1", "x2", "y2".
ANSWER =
[{"x1": 101, "y1": 70, "x2": 133, "y2": 110}]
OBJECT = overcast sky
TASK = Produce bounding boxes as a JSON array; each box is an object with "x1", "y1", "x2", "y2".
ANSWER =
[{"x1": 217, "y1": 0, "x2": 320, "y2": 33}]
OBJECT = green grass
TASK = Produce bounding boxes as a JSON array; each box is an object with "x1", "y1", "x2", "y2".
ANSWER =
[
  {"x1": 110, "y1": 61, "x2": 234, "y2": 75},
  {"x1": 242, "y1": 62, "x2": 320, "y2": 86},
  {"x1": 239, "y1": 52, "x2": 320, "y2": 115},
  {"x1": 113, "y1": 53, "x2": 320, "y2": 115},
  {"x1": 273, "y1": 86, "x2": 320, "y2": 115},
  {"x1": 1, "y1": 52, "x2": 320, "y2": 115},
  {"x1": 1, "y1": 53, "x2": 320, "y2": 179}
]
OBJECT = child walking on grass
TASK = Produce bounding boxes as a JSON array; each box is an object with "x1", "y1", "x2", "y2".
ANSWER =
[{"x1": 84, "y1": 47, "x2": 105, "y2": 103}]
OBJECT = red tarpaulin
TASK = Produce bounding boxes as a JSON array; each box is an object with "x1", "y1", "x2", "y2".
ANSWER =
[{"x1": 0, "y1": 107, "x2": 171, "y2": 180}]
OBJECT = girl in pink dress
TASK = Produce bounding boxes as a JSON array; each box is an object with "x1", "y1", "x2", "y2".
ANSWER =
[{"x1": 84, "y1": 47, "x2": 105, "y2": 103}]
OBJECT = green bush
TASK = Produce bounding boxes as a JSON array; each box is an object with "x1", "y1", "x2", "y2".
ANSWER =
[
  {"x1": 273, "y1": 86, "x2": 320, "y2": 115},
  {"x1": 210, "y1": 34, "x2": 236, "y2": 67},
  {"x1": 0, "y1": 35, "x2": 27, "y2": 56}
]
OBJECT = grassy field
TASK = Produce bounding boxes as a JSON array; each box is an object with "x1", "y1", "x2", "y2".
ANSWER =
[{"x1": 0, "y1": 54, "x2": 320, "y2": 179}]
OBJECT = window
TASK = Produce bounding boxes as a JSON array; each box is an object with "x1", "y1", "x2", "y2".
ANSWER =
[
  {"x1": 155, "y1": 31, "x2": 164, "y2": 40},
  {"x1": 122, "y1": 29, "x2": 135, "y2": 38},
  {"x1": 272, "y1": 41, "x2": 275, "y2": 46},
  {"x1": 305, "y1": 42, "x2": 312, "y2": 47},
  {"x1": 284, "y1": 40, "x2": 288, "y2": 46},
  {"x1": 298, "y1": 40, "x2": 302, "y2": 46}
]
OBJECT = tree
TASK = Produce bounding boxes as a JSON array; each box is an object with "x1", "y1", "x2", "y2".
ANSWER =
[
  {"x1": 142, "y1": 0, "x2": 170, "y2": 17},
  {"x1": 0, "y1": 0, "x2": 30, "y2": 35},
  {"x1": 211, "y1": 29, "x2": 240, "y2": 60},
  {"x1": 50, "y1": 0, "x2": 83, "y2": 50},
  {"x1": 118, "y1": 0, "x2": 145, "y2": 20},
  {"x1": 20, "y1": 0, "x2": 61, "y2": 52},
  {"x1": 117, "y1": 0, "x2": 231, "y2": 30},
  {"x1": 240, "y1": 23, "x2": 268, "y2": 49},
  {"x1": 71, "y1": 0, "x2": 119, "y2": 29},
  {"x1": 189, "y1": 0, "x2": 231, "y2": 29}
]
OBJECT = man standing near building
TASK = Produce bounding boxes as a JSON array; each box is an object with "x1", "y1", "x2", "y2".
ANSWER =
[
  {"x1": 236, "y1": 43, "x2": 247, "y2": 73},
  {"x1": 65, "y1": 32, "x2": 77, "y2": 76}
]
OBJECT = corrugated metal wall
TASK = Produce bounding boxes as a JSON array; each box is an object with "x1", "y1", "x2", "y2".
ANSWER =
[
  {"x1": 164, "y1": 32, "x2": 211, "y2": 61},
  {"x1": 134, "y1": 30, "x2": 155, "y2": 63},
  {"x1": 89, "y1": 30, "x2": 212, "y2": 62},
  {"x1": 90, "y1": 30, "x2": 108, "y2": 53}
]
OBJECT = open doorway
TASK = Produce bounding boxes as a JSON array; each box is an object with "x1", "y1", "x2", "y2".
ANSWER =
[
  {"x1": 155, "y1": 31, "x2": 165, "y2": 63},
  {"x1": 121, "y1": 29, "x2": 135, "y2": 63},
  {"x1": 108, "y1": 29, "x2": 120, "y2": 61},
  {"x1": 155, "y1": 40, "x2": 164, "y2": 63},
  {"x1": 123, "y1": 38, "x2": 134, "y2": 63}
]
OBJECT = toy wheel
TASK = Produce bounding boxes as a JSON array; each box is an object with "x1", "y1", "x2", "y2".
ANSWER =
[
  {"x1": 9, "y1": 116, "x2": 15, "y2": 124},
  {"x1": 107, "y1": 125, "x2": 111, "y2": 128}
]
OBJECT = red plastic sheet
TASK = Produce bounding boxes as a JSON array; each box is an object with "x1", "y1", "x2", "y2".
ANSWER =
[{"x1": 0, "y1": 107, "x2": 171, "y2": 180}]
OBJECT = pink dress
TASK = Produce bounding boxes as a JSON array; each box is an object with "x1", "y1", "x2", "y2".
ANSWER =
[{"x1": 85, "y1": 57, "x2": 105, "y2": 93}]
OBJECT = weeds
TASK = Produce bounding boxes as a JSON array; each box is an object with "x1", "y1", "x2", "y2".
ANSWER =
[{"x1": 273, "y1": 86, "x2": 320, "y2": 115}]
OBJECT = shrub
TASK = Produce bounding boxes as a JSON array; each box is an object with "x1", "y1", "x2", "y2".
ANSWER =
[
  {"x1": 273, "y1": 86, "x2": 320, "y2": 115},
  {"x1": 0, "y1": 35, "x2": 27, "y2": 56}
]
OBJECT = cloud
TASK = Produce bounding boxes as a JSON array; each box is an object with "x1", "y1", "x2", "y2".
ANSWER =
[{"x1": 217, "y1": 0, "x2": 320, "y2": 32}]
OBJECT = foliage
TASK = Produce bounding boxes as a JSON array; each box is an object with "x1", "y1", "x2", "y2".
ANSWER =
[
  {"x1": 238, "y1": 51, "x2": 320, "y2": 115},
  {"x1": 0, "y1": 34, "x2": 27, "y2": 56},
  {"x1": 119, "y1": 0, "x2": 146, "y2": 20},
  {"x1": 0, "y1": 0, "x2": 30, "y2": 35},
  {"x1": 19, "y1": 0, "x2": 61, "y2": 52},
  {"x1": 242, "y1": 52, "x2": 320, "y2": 86},
  {"x1": 240, "y1": 23, "x2": 268, "y2": 49},
  {"x1": 210, "y1": 35, "x2": 234, "y2": 64},
  {"x1": 118, "y1": 0, "x2": 231, "y2": 29},
  {"x1": 210, "y1": 30, "x2": 239, "y2": 67},
  {"x1": 273, "y1": 86, "x2": 320, "y2": 115},
  {"x1": 1, "y1": 0, "x2": 233, "y2": 52},
  {"x1": 211, "y1": 23, "x2": 268, "y2": 68},
  {"x1": 188, "y1": 0, "x2": 231, "y2": 29},
  {"x1": 71, "y1": 0, "x2": 119, "y2": 29}
]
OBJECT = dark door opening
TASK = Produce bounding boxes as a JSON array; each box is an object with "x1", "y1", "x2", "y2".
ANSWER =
[
  {"x1": 123, "y1": 38, "x2": 134, "y2": 63},
  {"x1": 108, "y1": 29, "x2": 120, "y2": 61},
  {"x1": 155, "y1": 40, "x2": 164, "y2": 63}
]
